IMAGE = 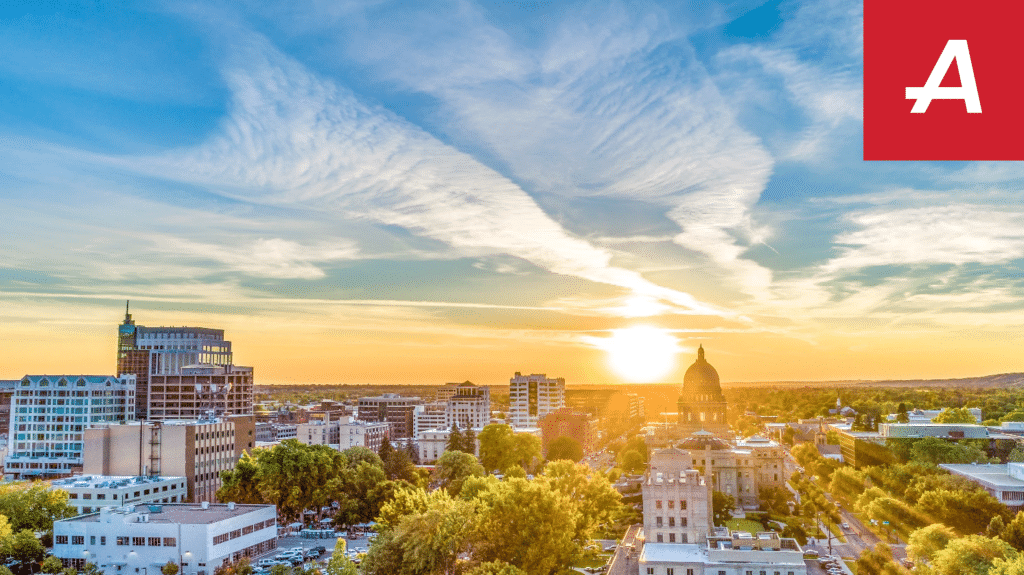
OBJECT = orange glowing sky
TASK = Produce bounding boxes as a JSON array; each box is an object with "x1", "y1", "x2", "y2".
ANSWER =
[{"x1": 2, "y1": 2, "x2": 1022, "y2": 386}]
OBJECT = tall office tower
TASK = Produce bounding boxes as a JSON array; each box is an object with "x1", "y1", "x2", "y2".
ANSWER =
[
  {"x1": 116, "y1": 303, "x2": 253, "y2": 420},
  {"x1": 5, "y1": 375, "x2": 135, "y2": 480},
  {"x1": 445, "y1": 381, "x2": 491, "y2": 430},
  {"x1": 508, "y1": 373, "x2": 565, "y2": 429}
]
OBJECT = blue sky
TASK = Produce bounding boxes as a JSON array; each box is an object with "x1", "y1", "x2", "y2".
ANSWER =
[{"x1": 2, "y1": 0, "x2": 1023, "y2": 385}]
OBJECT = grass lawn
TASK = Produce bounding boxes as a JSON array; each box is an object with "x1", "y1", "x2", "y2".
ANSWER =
[
  {"x1": 725, "y1": 518, "x2": 765, "y2": 533},
  {"x1": 845, "y1": 560, "x2": 858, "y2": 574}
]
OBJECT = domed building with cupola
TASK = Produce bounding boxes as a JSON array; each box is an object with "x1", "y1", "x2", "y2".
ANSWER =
[
  {"x1": 677, "y1": 345, "x2": 728, "y2": 434},
  {"x1": 634, "y1": 346, "x2": 804, "y2": 575},
  {"x1": 642, "y1": 346, "x2": 789, "y2": 510}
]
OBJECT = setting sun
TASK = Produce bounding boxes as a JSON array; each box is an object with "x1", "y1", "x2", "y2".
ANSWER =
[{"x1": 588, "y1": 326, "x2": 681, "y2": 383}]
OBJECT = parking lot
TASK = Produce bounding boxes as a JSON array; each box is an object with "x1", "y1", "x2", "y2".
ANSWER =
[{"x1": 250, "y1": 532, "x2": 374, "y2": 572}]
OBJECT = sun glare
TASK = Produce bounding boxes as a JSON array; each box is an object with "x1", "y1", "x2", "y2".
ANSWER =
[{"x1": 591, "y1": 326, "x2": 680, "y2": 383}]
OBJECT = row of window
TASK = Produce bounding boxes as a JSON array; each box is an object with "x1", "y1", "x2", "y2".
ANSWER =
[
  {"x1": 654, "y1": 517, "x2": 687, "y2": 528},
  {"x1": 55, "y1": 535, "x2": 176, "y2": 547},
  {"x1": 645, "y1": 566, "x2": 795, "y2": 575},
  {"x1": 212, "y1": 518, "x2": 277, "y2": 545},
  {"x1": 654, "y1": 500, "x2": 688, "y2": 510}
]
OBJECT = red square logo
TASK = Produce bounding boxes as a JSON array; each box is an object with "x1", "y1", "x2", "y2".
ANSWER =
[{"x1": 864, "y1": 0, "x2": 1024, "y2": 160}]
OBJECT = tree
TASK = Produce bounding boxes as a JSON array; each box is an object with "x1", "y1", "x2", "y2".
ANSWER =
[
  {"x1": 379, "y1": 436, "x2": 395, "y2": 463},
  {"x1": 1004, "y1": 512, "x2": 1024, "y2": 550},
  {"x1": 1008, "y1": 447, "x2": 1024, "y2": 463},
  {"x1": 712, "y1": 491, "x2": 735, "y2": 525},
  {"x1": 0, "y1": 482, "x2": 76, "y2": 532},
  {"x1": 268, "y1": 565, "x2": 290, "y2": 575},
  {"x1": 2, "y1": 529, "x2": 45, "y2": 564},
  {"x1": 992, "y1": 554, "x2": 1024, "y2": 575},
  {"x1": 464, "y1": 561, "x2": 527, "y2": 575},
  {"x1": 758, "y1": 486, "x2": 793, "y2": 516},
  {"x1": 932, "y1": 407, "x2": 978, "y2": 424},
  {"x1": 540, "y1": 461, "x2": 623, "y2": 545},
  {"x1": 40, "y1": 556, "x2": 62, "y2": 574},
  {"x1": 324, "y1": 539, "x2": 357, "y2": 575},
  {"x1": 930, "y1": 535, "x2": 1016, "y2": 575},
  {"x1": 991, "y1": 516, "x2": 1008, "y2": 539},
  {"x1": 383, "y1": 445, "x2": 418, "y2": 484},
  {"x1": 546, "y1": 436, "x2": 583, "y2": 462},
  {"x1": 826, "y1": 429, "x2": 841, "y2": 445},
  {"x1": 479, "y1": 424, "x2": 516, "y2": 473},
  {"x1": 619, "y1": 450, "x2": 645, "y2": 474},
  {"x1": 217, "y1": 440, "x2": 348, "y2": 524},
  {"x1": 432, "y1": 450, "x2": 485, "y2": 497},
  {"x1": 897, "y1": 403, "x2": 910, "y2": 423},
  {"x1": 907, "y1": 523, "x2": 956, "y2": 565},
  {"x1": 781, "y1": 426, "x2": 796, "y2": 446},
  {"x1": 909, "y1": 437, "x2": 990, "y2": 465},
  {"x1": 447, "y1": 424, "x2": 466, "y2": 454},
  {"x1": 512, "y1": 433, "x2": 543, "y2": 473},
  {"x1": 463, "y1": 428, "x2": 477, "y2": 457},
  {"x1": 161, "y1": 561, "x2": 180, "y2": 575},
  {"x1": 469, "y1": 478, "x2": 579, "y2": 575}
]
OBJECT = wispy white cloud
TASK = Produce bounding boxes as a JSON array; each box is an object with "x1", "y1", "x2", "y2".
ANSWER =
[{"x1": 128, "y1": 30, "x2": 726, "y2": 316}]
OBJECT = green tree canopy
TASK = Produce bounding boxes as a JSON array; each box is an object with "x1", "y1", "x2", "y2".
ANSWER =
[
  {"x1": 932, "y1": 407, "x2": 978, "y2": 424},
  {"x1": 545, "y1": 436, "x2": 583, "y2": 463},
  {"x1": 432, "y1": 450, "x2": 485, "y2": 497},
  {"x1": 447, "y1": 424, "x2": 466, "y2": 453},
  {"x1": 712, "y1": 491, "x2": 735, "y2": 525},
  {"x1": 0, "y1": 482, "x2": 75, "y2": 532},
  {"x1": 930, "y1": 535, "x2": 1016, "y2": 575}
]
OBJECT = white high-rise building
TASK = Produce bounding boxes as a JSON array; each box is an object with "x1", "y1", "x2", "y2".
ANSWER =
[
  {"x1": 508, "y1": 373, "x2": 564, "y2": 429},
  {"x1": 6, "y1": 375, "x2": 135, "y2": 480},
  {"x1": 446, "y1": 382, "x2": 490, "y2": 430}
]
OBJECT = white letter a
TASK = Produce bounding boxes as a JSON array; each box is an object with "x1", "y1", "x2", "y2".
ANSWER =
[{"x1": 906, "y1": 40, "x2": 981, "y2": 113}]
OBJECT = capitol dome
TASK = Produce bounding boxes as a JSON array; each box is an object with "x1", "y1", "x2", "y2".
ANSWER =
[{"x1": 681, "y1": 345, "x2": 724, "y2": 402}]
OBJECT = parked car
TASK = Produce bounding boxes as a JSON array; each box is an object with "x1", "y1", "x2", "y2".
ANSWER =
[{"x1": 257, "y1": 559, "x2": 279, "y2": 568}]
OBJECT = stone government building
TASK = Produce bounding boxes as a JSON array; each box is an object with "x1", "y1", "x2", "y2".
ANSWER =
[
  {"x1": 645, "y1": 346, "x2": 788, "y2": 509},
  {"x1": 639, "y1": 347, "x2": 803, "y2": 575}
]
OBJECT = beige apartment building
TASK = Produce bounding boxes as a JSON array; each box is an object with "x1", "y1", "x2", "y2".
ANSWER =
[{"x1": 83, "y1": 415, "x2": 255, "y2": 504}]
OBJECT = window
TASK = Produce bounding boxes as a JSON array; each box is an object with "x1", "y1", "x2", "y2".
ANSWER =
[
  {"x1": 647, "y1": 570, "x2": 654, "y2": 575},
  {"x1": 55, "y1": 535, "x2": 68, "y2": 545},
  {"x1": 668, "y1": 517, "x2": 675, "y2": 527},
  {"x1": 669, "y1": 533, "x2": 676, "y2": 543},
  {"x1": 149, "y1": 537, "x2": 161, "y2": 547},
  {"x1": 117, "y1": 536, "x2": 128, "y2": 546},
  {"x1": 656, "y1": 517, "x2": 663, "y2": 527},
  {"x1": 164, "y1": 538, "x2": 176, "y2": 547},
  {"x1": 101, "y1": 536, "x2": 106, "y2": 545},
  {"x1": 667, "y1": 570, "x2": 674, "y2": 575},
  {"x1": 90, "y1": 536, "x2": 95, "y2": 545},
  {"x1": 680, "y1": 500, "x2": 687, "y2": 510},
  {"x1": 656, "y1": 533, "x2": 663, "y2": 542},
  {"x1": 668, "y1": 500, "x2": 674, "y2": 509},
  {"x1": 72, "y1": 536, "x2": 84, "y2": 545},
  {"x1": 132, "y1": 537, "x2": 145, "y2": 546},
  {"x1": 656, "y1": 500, "x2": 663, "y2": 509}
]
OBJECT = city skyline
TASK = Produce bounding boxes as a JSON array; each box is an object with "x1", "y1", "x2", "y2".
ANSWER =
[{"x1": 2, "y1": 2, "x2": 1022, "y2": 386}]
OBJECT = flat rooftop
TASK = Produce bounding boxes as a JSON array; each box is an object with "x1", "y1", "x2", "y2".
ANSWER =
[
  {"x1": 640, "y1": 543, "x2": 707, "y2": 563},
  {"x1": 941, "y1": 464, "x2": 1024, "y2": 489},
  {"x1": 60, "y1": 503, "x2": 274, "y2": 525},
  {"x1": 50, "y1": 475, "x2": 185, "y2": 490}
]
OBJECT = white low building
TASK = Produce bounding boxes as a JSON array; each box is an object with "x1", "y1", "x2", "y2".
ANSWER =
[
  {"x1": 941, "y1": 462, "x2": 1024, "y2": 510},
  {"x1": 640, "y1": 530, "x2": 806, "y2": 575},
  {"x1": 49, "y1": 475, "x2": 188, "y2": 515},
  {"x1": 417, "y1": 428, "x2": 483, "y2": 464},
  {"x1": 52, "y1": 503, "x2": 277, "y2": 575}
]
